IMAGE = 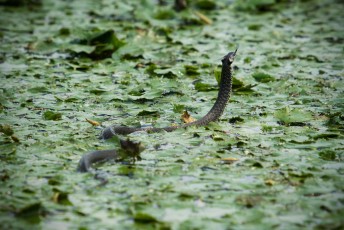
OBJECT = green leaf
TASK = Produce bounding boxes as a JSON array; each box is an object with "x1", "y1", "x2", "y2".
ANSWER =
[
  {"x1": 275, "y1": 107, "x2": 313, "y2": 125},
  {"x1": 114, "y1": 43, "x2": 144, "y2": 60},
  {"x1": 89, "y1": 87, "x2": 108, "y2": 95},
  {"x1": 72, "y1": 29, "x2": 125, "y2": 59},
  {"x1": 215, "y1": 68, "x2": 246, "y2": 89},
  {"x1": 229, "y1": 116, "x2": 244, "y2": 124},
  {"x1": 173, "y1": 104, "x2": 185, "y2": 113},
  {"x1": 89, "y1": 30, "x2": 124, "y2": 47},
  {"x1": 154, "y1": 68, "x2": 178, "y2": 78},
  {"x1": 59, "y1": 27, "x2": 70, "y2": 36},
  {"x1": 43, "y1": 111, "x2": 62, "y2": 121},
  {"x1": 214, "y1": 68, "x2": 222, "y2": 85},
  {"x1": 252, "y1": 72, "x2": 275, "y2": 83},
  {"x1": 154, "y1": 8, "x2": 175, "y2": 20},
  {"x1": 318, "y1": 150, "x2": 337, "y2": 161},
  {"x1": 194, "y1": 82, "x2": 217, "y2": 92},
  {"x1": 248, "y1": 24, "x2": 263, "y2": 31},
  {"x1": 28, "y1": 87, "x2": 49, "y2": 93},
  {"x1": 184, "y1": 65, "x2": 200, "y2": 76},
  {"x1": 137, "y1": 110, "x2": 159, "y2": 117},
  {"x1": 313, "y1": 133, "x2": 340, "y2": 140},
  {"x1": 195, "y1": 0, "x2": 217, "y2": 10},
  {"x1": 0, "y1": 124, "x2": 14, "y2": 136},
  {"x1": 133, "y1": 212, "x2": 158, "y2": 223},
  {"x1": 1, "y1": 1, "x2": 344, "y2": 229},
  {"x1": 65, "y1": 44, "x2": 95, "y2": 54},
  {"x1": 234, "y1": 0, "x2": 276, "y2": 12},
  {"x1": 15, "y1": 202, "x2": 43, "y2": 224}
]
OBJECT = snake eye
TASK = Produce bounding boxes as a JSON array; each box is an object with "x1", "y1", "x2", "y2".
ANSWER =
[
  {"x1": 228, "y1": 54, "x2": 235, "y2": 63},
  {"x1": 225, "y1": 53, "x2": 234, "y2": 63},
  {"x1": 222, "y1": 48, "x2": 238, "y2": 63},
  {"x1": 228, "y1": 48, "x2": 238, "y2": 62}
]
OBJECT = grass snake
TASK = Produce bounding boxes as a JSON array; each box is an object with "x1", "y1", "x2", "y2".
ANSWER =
[{"x1": 77, "y1": 49, "x2": 237, "y2": 172}]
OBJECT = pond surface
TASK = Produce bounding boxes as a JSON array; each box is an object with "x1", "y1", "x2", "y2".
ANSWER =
[{"x1": 0, "y1": 0, "x2": 343, "y2": 229}]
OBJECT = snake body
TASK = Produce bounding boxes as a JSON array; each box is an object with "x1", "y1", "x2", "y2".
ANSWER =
[{"x1": 77, "y1": 49, "x2": 237, "y2": 172}]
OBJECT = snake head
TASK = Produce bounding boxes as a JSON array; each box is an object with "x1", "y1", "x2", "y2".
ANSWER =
[{"x1": 222, "y1": 47, "x2": 238, "y2": 64}]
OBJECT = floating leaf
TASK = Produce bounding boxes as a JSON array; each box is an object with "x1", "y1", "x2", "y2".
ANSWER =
[
  {"x1": 234, "y1": 83, "x2": 256, "y2": 94},
  {"x1": 85, "y1": 118, "x2": 101, "y2": 126},
  {"x1": 89, "y1": 87, "x2": 108, "y2": 95},
  {"x1": 229, "y1": 116, "x2": 244, "y2": 124},
  {"x1": 154, "y1": 8, "x2": 175, "y2": 20},
  {"x1": 265, "y1": 179, "x2": 276, "y2": 186},
  {"x1": 137, "y1": 110, "x2": 159, "y2": 117},
  {"x1": 154, "y1": 68, "x2": 178, "y2": 78},
  {"x1": 248, "y1": 24, "x2": 262, "y2": 31},
  {"x1": 313, "y1": 133, "x2": 340, "y2": 140},
  {"x1": 222, "y1": 157, "x2": 239, "y2": 164},
  {"x1": 133, "y1": 212, "x2": 158, "y2": 223},
  {"x1": 113, "y1": 43, "x2": 144, "y2": 60},
  {"x1": 28, "y1": 87, "x2": 49, "y2": 93},
  {"x1": 173, "y1": 104, "x2": 185, "y2": 113},
  {"x1": 326, "y1": 112, "x2": 344, "y2": 129},
  {"x1": 252, "y1": 72, "x2": 275, "y2": 83},
  {"x1": 11, "y1": 135, "x2": 20, "y2": 142},
  {"x1": 193, "y1": 11, "x2": 212, "y2": 24},
  {"x1": 215, "y1": 68, "x2": 249, "y2": 91},
  {"x1": 232, "y1": 77, "x2": 245, "y2": 89},
  {"x1": 0, "y1": 124, "x2": 14, "y2": 136},
  {"x1": 43, "y1": 111, "x2": 62, "y2": 121},
  {"x1": 15, "y1": 202, "x2": 43, "y2": 224},
  {"x1": 275, "y1": 107, "x2": 313, "y2": 125},
  {"x1": 234, "y1": 0, "x2": 276, "y2": 12},
  {"x1": 59, "y1": 27, "x2": 70, "y2": 36},
  {"x1": 184, "y1": 65, "x2": 200, "y2": 76},
  {"x1": 235, "y1": 195, "x2": 262, "y2": 208},
  {"x1": 195, "y1": 0, "x2": 217, "y2": 10},
  {"x1": 65, "y1": 44, "x2": 95, "y2": 54},
  {"x1": 118, "y1": 138, "x2": 144, "y2": 161},
  {"x1": 318, "y1": 150, "x2": 336, "y2": 161},
  {"x1": 195, "y1": 82, "x2": 217, "y2": 92},
  {"x1": 71, "y1": 30, "x2": 125, "y2": 59},
  {"x1": 52, "y1": 191, "x2": 72, "y2": 206},
  {"x1": 181, "y1": 111, "x2": 196, "y2": 123}
]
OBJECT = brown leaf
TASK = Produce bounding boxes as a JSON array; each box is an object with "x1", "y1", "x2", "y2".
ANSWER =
[
  {"x1": 264, "y1": 179, "x2": 276, "y2": 186},
  {"x1": 194, "y1": 11, "x2": 212, "y2": 25},
  {"x1": 85, "y1": 118, "x2": 101, "y2": 126},
  {"x1": 222, "y1": 157, "x2": 239, "y2": 164},
  {"x1": 11, "y1": 135, "x2": 20, "y2": 143},
  {"x1": 181, "y1": 111, "x2": 196, "y2": 123},
  {"x1": 26, "y1": 42, "x2": 37, "y2": 51},
  {"x1": 236, "y1": 195, "x2": 262, "y2": 208}
]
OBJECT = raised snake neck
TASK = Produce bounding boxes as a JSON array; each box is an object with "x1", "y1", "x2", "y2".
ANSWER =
[{"x1": 77, "y1": 49, "x2": 237, "y2": 172}]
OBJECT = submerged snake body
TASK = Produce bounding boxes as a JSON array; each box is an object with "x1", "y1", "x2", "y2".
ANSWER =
[{"x1": 78, "y1": 50, "x2": 237, "y2": 172}]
